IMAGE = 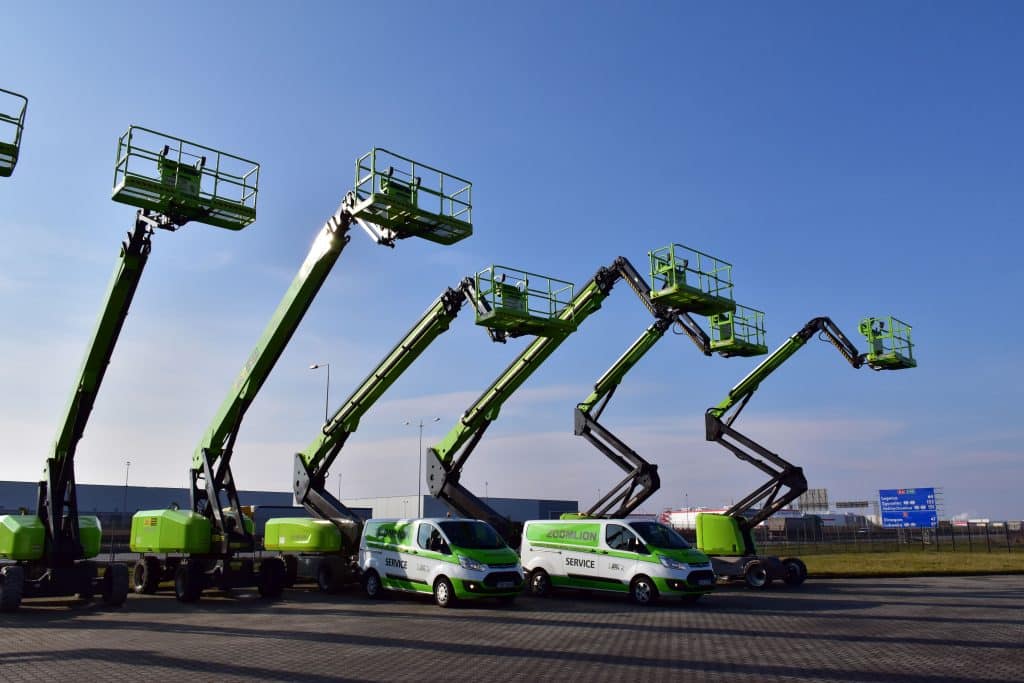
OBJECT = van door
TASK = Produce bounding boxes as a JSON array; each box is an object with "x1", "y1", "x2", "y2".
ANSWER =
[
  {"x1": 407, "y1": 521, "x2": 446, "y2": 591},
  {"x1": 601, "y1": 523, "x2": 641, "y2": 590}
]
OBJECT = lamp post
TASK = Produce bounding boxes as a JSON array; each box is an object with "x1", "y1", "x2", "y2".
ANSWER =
[
  {"x1": 405, "y1": 417, "x2": 440, "y2": 517},
  {"x1": 120, "y1": 460, "x2": 131, "y2": 558},
  {"x1": 309, "y1": 362, "x2": 330, "y2": 424}
]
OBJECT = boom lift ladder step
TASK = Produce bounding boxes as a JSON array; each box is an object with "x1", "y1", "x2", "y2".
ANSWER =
[{"x1": 0, "y1": 88, "x2": 28, "y2": 177}]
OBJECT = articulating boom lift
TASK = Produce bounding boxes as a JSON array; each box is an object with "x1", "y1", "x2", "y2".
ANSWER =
[
  {"x1": 574, "y1": 304, "x2": 768, "y2": 519},
  {"x1": 0, "y1": 126, "x2": 259, "y2": 611},
  {"x1": 0, "y1": 88, "x2": 27, "y2": 177},
  {"x1": 426, "y1": 247, "x2": 734, "y2": 545},
  {"x1": 700, "y1": 315, "x2": 916, "y2": 588},
  {"x1": 265, "y1": 266, "x2": 572, "y2": 591},
  {"x1": 129, "y1": 149, "x2": 475, "y2": 602}
]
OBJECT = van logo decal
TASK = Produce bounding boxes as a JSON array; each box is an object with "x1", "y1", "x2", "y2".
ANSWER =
[
  {"x1": 385, "y1": 557, "x2": 407, "y2": 569},
  {"x1": 565, "y1": 557, "x2": 595, "y2": 569},
  {"x1": 546, "y1": 529, "x2": 597, "y2": 542}
]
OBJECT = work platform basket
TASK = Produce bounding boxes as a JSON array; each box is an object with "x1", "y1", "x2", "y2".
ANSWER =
[
  {"x1": 859, "y1": 316, "x2": 916, "y2": 370},
  {"x1": 111, "y1": 126, "x2": 259, "y2": 229},
  {"x1": 710, "y1": 305, "x2": 768, "y2": 357},
  {"x1": 0, "y1": 89, "x2": 27, "y2": 177},
  {"x1": 350, "y1": 148, "x2": 472, "y2": 245},
  {"x1": 474, "y1": 266, "x2": 575, "y2": 337},
  {"x1": 649, "y1": 244, "x2": 736, "y2": 316}
]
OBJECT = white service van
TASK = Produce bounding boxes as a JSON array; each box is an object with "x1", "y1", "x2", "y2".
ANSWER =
[
  {"x1": 520, "y1": 518, "x2": 715, "y2": 604},
  {"x1": 359, "y1": 517, "x2": 524, "y2": 607}
]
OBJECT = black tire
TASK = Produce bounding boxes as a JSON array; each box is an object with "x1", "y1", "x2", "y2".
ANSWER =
[
  {"x1": 363, "y1": 569, "x2": 384, "y2": 599},
  {"x1": 132, "y1": 556, "x2": 161, "y2": 594},
  {"x1": 433, "y1": 576, "x2": 457, "y2": 608},
  {"x1": 174, "y1": 562, "x2": 203, "y2": 603},
  {"x1": 629, "y1": 575, "x2": 658, "y2": 606},
  {"x1": 259, "y1": 557, "x2": 286, "y2": 599},
  {"x1": 0, "y1": 565, "x2": 24, "y2": 612},
  {"x1": 528, "y1": 569, "x2": 551, "y2": 597},
  {"x1": 744, "y1": 560, "x2": 771, "y2": 590},
  {"x1": 782, "y1": 557, "x2": 808, "y2": 586},
  {"x1": 283, "y1": 555, "x2": 298, "y2": 588},
  {"x1": 101, "y1": 563, "x2": 129, "y2": 607},
  {"x1": 317, "y1": 556, "x2": 347, "y2": 593}
]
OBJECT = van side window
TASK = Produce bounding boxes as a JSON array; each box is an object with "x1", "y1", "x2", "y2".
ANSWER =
[
  {"x1": 606, "y1": 524, "x2": 638, "y2": 552},
  {"x1": 418, "y1": 523, "x2": 450, "y2": 554}
]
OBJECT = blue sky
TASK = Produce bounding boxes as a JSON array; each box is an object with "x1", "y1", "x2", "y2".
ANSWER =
[{"x1": 2, "y1": 2, "x2": 1021, "y2": 520}]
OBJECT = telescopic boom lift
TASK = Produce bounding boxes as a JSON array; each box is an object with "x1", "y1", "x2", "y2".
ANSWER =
[
  {"x1": 699, "y1": 315, "x2": 917, "y2": 588},
  {"x1": 427, "y1": 245, "x2": 735, "y2": 545},
  {"x1": 0, "y1": 88, "x2": 27, "y2": 177},
  {"x1": 129, "y1": 149, "x2": 475, "y2": 602},
  {"x1": 0, "y1": 126, "x2": 259, "y2": 611},
  {"x1": 265, "y1": 266, "x2": 572, "y2": 591}
]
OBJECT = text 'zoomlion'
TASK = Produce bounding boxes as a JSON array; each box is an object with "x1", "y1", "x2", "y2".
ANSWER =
[{"x1": 545, "y1": 529, "x2": 598, "y2": 542}]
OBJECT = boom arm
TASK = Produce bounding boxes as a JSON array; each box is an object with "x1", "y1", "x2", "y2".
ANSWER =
[
  {"x1": 705, "y1": 317, "x2": 882, "y2": 538},
  {"x1": 39, "y1": 214, "x2": 157, "y2": 563},
  {"x1": 426, "y1": 257, "x2": 685, "y2": 541},
  {"x1": 189, "y1": 203, "x2": 353, "y2": 552},
  {"x1": 293, "y1": 278, "x2": 492, "y2": 549}
]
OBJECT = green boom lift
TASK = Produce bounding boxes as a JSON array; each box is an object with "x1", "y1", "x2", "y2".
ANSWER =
[
  {"x1": 0, "y1": 127, "x2": 259, "y2": 611},
  {"x1": 264, "y1": 266, "x2": 573, "y2": 591},
  {"x1": 426, "y1": 245, "x2": 737, "y2": 545},
  {"x1": 700, "y1": 315, "x2": 917, "y2": 588},
  {"x1": 128, "y1": 149, "x2": 475, "y2": 602},
  {"x1": 0, "y1": 88, "x2": 28, "y2": 177},
  {"x1": 572, "y1": 303, "x2": 768, "y2": 519}
]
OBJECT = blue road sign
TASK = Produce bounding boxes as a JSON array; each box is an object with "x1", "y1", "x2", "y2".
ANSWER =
[{"x1": 879, "y1": 487, "x2": 937, "y2": 528}]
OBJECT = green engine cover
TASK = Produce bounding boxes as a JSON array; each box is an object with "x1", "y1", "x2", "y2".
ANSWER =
[
  {"x1": 0, "y1": 515, "x2": 45, "y2": 560},
  {"x1": 695, "y1": 513, "x2": 744, "y2": 555},
  {"x1": 264, "y1": 518, "x2": 342, "y2": 553},
  {"x1": 79, "y1": 515, "x2": 103, "y2": 558},
  {"x1": 130, "y1": 509, "x2": 212, "y2": 554},
  {"x1": 0, "y1": 515, "x2": 102, "y2": 560}
]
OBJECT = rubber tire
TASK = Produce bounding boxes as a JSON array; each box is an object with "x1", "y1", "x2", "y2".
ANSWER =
[
  {"x1": 101, "y1": 563, "x2": 129, "y2": 607},
  {"x1": 744, "y1": 561, "x2": 771, "y2": 590},
  {"x1": 283, "y1": 555, "x2": 298, "y2": 588},
  {"x1": 132, "y1": 556, "x2": 161, "y2": 594},
  {"x1": 629, "y1": 575, "x2": 658, "y2": 606},
  {"x1": 174, "y1": 562, "x2": 203, "y2": 603},
  {"x1": 528, "y1": 569, "x2": 551, "y2": 597},
  {"x1": 0, "y1": 565, "x2": 25, "y2": 612},
  {"x1": 316, "y1": 560, "x2": 336, "y2": 593},
  {"x1": 259, "y1": 557, "x2": 286, "y2": 599},
  {"x1": 433, "y1": 576, "x2": 457, "y2": 608},
  {"x1": 782, "y1": 557, "x2": 808, "y2": 586},
  {"x1": 363, "y1": 569, "x2": 384, "y2": 599}
]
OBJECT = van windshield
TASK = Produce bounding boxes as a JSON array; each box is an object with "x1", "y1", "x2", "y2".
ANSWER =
[
  {"x1": 629, "y1": 521, "x2": 692, "y2": 549},
  {"x1": 438, "y1": 520, "x2": 506, "y2": 550}
]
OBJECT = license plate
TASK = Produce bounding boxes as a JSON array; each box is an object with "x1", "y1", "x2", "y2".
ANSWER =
[
  {"x1": 497, "y1": 581, "x2": 514, "y2": 589},
  {"x1": 698, "y1": 579, "x2": 712, "y2": 586}
]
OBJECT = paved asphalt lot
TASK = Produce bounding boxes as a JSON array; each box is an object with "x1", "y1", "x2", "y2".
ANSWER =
[{"x1": 0, "y1": 575, "x2": 1020, "y2": 682}]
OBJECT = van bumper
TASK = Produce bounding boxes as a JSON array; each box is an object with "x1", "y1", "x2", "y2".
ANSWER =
[
  {"x1": 453, "y1": 570, "x2": 524, "y2": 599},
  {"x1": 654, "y1": 569, "x2": 716, "y2": 596}
]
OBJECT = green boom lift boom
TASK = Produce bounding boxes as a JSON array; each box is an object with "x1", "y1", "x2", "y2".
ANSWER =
[
  {"x1": 699, "y1": 315, "x2": 917, "y2": 589},
  {"x1": 128, "y1": 149, "x2": 475, "y2": 602},
  {"x1": 572, "y1": 303, "x2": 768, "y2": 519},
  {"x1": 265, "y1": 266, "x2": 573, "y2": 591},
  {"x1": 0, "y1": 88, "x2": 27, "y2": 177},
  {"x1": 0, "y1": 127, "x2": 259, "y2": 611},
  {"x1": 427, "y1": 246, "x2": 736, "y2": 545}
]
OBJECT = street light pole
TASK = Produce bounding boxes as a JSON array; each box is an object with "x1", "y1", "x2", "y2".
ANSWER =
[
  {"x1": 405, "y1": 417, "x2": 440, "y2": 517},
  {"x1": 309, "y1": 362, "x2": 330, "y2": 424}
]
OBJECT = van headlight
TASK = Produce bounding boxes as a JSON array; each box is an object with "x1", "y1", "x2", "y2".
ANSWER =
[
  {"x1": 458, "y1": 555, "x2": 487, "y2": 572},
  {"x1": 658, "y1": 555, "x2": 688, "y2": 571}
]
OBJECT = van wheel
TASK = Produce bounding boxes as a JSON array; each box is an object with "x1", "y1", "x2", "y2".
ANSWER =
[
  {"x1": 133, "y1": 556, "x2": 161, "y2": 594},
  {"x1": 782, "y1": 558, "x2": 807, "y2": 586},
  {"x1": 630, "y1": 575, "x2": 658, "y2": 605},
  {"x1": 744, "y1": 561, "x2": 771, "y2": 589},
  {"x1": 434, "y1": 576, "x2": 457, "y2": 608},
  {"x1": 363, "y1": 570, "x2": 384, "y2": 599},
  {"x1": 529, "y1": 569, "x2": 551, "y2": 597}
]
